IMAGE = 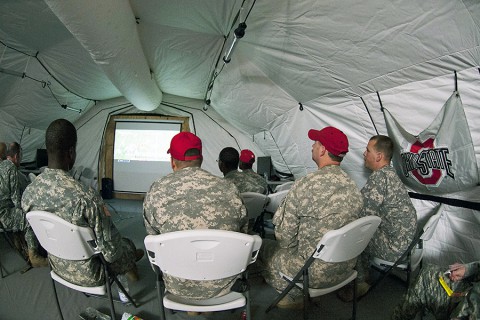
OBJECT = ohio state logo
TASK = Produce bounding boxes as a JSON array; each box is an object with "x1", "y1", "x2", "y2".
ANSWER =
[{"x1": 400, "y1": 137, "x2": 454, "y2": 186}]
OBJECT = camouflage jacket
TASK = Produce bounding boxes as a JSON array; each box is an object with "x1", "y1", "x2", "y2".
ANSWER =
[
  {"x1": 143, "y1": 166, "x2": 248, "y2": 299},
  {"x1": 360, "y1": 165, "x2": 417, "y2": 261},
  {"x1": 224, "y1": 170, "x2": 267, "y2": 194},
  {"x1": 242, "y1": 169, "x2": 269, "y2": 194},
  {"x1": 22, "y1": 168, "x2": 125, "y2": 286},
  {"x1": 272, "y1": 164, "x2": 363, "y2": 287},
  {"x1": 0, "y1": 159, "x2": 20, "y2": 212}
]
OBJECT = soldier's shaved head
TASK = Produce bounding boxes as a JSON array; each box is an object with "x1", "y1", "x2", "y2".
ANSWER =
[
  {"x1": 46, "y1": 119, "x2": 77, "y2": 154},
  {"x1": 45, "y1": 119, "x2": 77, "y2": 170}
]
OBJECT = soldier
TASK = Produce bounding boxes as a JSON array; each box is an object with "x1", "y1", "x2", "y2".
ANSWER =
[
  {"x1": 239, "y1": 149, "x2": 269, "y2": 194},
  {"x1": 0, "y1": 142, "x2": 47, "y2": 267},
  {"x1": 339, "y1": 135, "x2": 417, "y2": 301},
  {"x1": 143, "y1": 132, "x2": 248, "y2": 302},
  {"x1": 22, "y1": 119, "x2": 143, "y2": 287},
  {"x1": 392, "y1": 261, "x2": 480, "y2": 319},
  {"x1": 218, "y1": 147, "x2": 267, "y2": 194},
  {"x1": 258, "y1": 126, "x2": 363, "y2": 308}
]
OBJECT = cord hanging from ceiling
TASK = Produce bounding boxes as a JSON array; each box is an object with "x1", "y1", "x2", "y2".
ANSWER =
[{"x1": 203, "y1": 0, "x2": 257, "y2": 110}]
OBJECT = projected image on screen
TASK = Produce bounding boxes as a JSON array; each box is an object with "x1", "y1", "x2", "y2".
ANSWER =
[{"x1": 113, "y1": 121, "x2": 182, "y2": 193}]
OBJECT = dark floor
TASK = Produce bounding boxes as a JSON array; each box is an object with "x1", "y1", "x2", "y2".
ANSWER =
[{"x1": 0, "y1": 199, "x2": 410, "y2": 320}]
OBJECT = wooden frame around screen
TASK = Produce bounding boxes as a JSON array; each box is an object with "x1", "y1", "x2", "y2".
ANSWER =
[{"x1": 101, "y1": 114, "x2": 190, "y2": 200}]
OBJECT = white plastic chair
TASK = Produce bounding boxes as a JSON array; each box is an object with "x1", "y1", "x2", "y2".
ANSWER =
[
  {"x1": 26, "y1": 210, "x2": 136, "y2": 320},
  {"x1": 370, "y1": 205, "x2": 443, "y2": 287},
  {"x1": 266, "y1": 216, "x2": 382, "y2": 320},
  {"x1": 265, "y1": 189, "x2": 289, "y2": 213},
  {"x1": 144, "y1": 229, "x2": 262, "y2": 320},
  {"x1": 240, "y1": 192, "x2": 270, "y2": 236},
  {"x1": 274, "y1": 181, "x2": 294, "y2": 193}
]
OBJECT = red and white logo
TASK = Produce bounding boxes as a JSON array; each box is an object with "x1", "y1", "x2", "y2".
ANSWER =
[{"x1": 400, "y1": 137, "x2": 454, "y2": 186}]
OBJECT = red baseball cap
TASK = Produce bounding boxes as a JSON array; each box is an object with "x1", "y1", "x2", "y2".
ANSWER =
[
  {"x1": 308, "y1": 126, "x2": 349, "y2": 157},
  {"x1": 239, "y1": 149, "x2": 255, "y2": 164},
  {"x1": 168, "y1": 132, "x2": 203, "y2": 161}
]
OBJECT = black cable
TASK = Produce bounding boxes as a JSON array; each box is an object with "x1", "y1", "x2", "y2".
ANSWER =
[
  {"x1": 408, "y1": 192, "x2": 480, "y2": 211},
  {"x1": 361, "y1": 96, "x2": 379, "y2": 135},
  {"x1": 376, "y1": 91, "x2": 384, "y2": 112}
]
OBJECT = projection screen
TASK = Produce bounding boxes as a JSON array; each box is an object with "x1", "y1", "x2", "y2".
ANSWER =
[{"x1": 113, "y1": 120, "x2": 182, "y2": 193}]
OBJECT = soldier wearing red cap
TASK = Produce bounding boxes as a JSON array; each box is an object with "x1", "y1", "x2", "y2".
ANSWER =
[
  {"x1": 218, "y1": 147, "x2": 268, "y2": 195},
  {"x1": 143, "y1": 132, "x2": 248, "y2": 302},
  {"x1": 258, "y1": 126, "x2": 363, "y2": 308},
  {"x1": 239, "y1": 149, "x2": 268, "y2": 194}
]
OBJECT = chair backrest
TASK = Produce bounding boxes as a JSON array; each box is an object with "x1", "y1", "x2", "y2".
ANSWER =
[
  {"x1": 240, "y1": 192, "x2": 269, "y2": 219},
  {"x1": 420, "y1": 204, "x2": 443, "y2": 242},
  {"x1": 274, "y1": 181, "x2": 294, "y2": 193},
  {"x1": 314, "y1": 216, "x2": 381, "y2": 263},
  {"x1": 265, "y1": 189, "x2": 289, "y2": 213},
  {"x1": 144, "y1": 229, "x2": 262, "y2": 281},
  {"x1": 26, "y1": 210, "x2": 99, "y2": 261}
]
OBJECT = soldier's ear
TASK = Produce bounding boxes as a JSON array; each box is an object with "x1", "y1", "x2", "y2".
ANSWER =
[{"x1": 375, "y1": 151, "x2": 383, "y2": 162}]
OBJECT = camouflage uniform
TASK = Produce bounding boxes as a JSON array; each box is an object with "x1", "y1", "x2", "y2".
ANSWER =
[
  {"x1": 242, "y1": 168, "x2": 269, "y2": 194},
  {"x1": 259, "y1": 165, "x2": 363, "y2": 293},
  {"x1": 357, "y1": 165, "x2": 417, "y2": 282},
  {"x1": 0, "y1": 159, "x2": 36, "y2": 248},
  {"x1": 225, "y1": 170, "x2": 267, "y2": 194},
  {"x1": 143, "y1": 166, "x2": 248, "y2": 300},
  {"x1": 22, "y1": 168, "x2": 137, "y2": 287},
  {"x1": 391, "y1": 262, "x2": 480, "y2": 320}
]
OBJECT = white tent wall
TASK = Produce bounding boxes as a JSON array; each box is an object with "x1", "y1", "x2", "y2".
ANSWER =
[{"x1": 73, "y1": 93, "x2": 267, "y2": 190}]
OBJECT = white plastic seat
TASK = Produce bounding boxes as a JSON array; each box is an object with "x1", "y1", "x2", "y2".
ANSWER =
[
  {"x1": 144, "y1": 229, "x2": 262, "y2": 320},
  {"x1": 265, "y1": 189, "x2": 289, "y2": 213},
  {"x1": 26, "y1": 210, "x2": 136, "y2": 320},
  {"x1": 369, "y1": 205, "x2": 443, "y2": 287},
  {"x1": 240, "y1": 192, "x2": 270, "y2": 236},
  {"x1": 240, "y1": 192, "x2": 269, "y2": 220},
  {"x1": 266, "y1": 216, "x2": 382, "y2": 320},
  {"x1": 274, "y1": 181, "x2": 294, "y2": 192}
]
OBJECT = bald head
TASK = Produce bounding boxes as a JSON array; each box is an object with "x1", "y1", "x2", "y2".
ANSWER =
[{"x1": 45, "y1": 119, "x2": 77, "y2": 170}]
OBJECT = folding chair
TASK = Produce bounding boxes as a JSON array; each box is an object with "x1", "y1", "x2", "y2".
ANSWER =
[
  {"x1": 274, "y1": 181, "x2": 294, "y2": 193},
  {"x1": 240, "y1": 192, "x2": 270, "y2": 237},
  {"x1": 144, "y1": 229, "x2": 262, "y2": 320},
  {"x1": 266, "y1": 216, "x2": 382, "y2": 320},
  {"x1": 26, "y1": 210, "x2": 136, "y2": 320},
  {"x1": 369, "y1": 206, "x2": 443, "y2": 289},
  {"x1": 265, "y1": 189, "x2": 289, "y2": 214}
]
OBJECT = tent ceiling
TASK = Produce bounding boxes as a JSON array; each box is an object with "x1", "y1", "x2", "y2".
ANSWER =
[{"x1": 0, "y1": 0, "x2": 479, "y2": 134}]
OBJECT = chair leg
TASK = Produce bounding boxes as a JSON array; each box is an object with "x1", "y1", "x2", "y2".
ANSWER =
[
  {"x1": 104, "y1": 265, "x2": 116, "y2": 320},
  {"x1": 51, "y1": 277, "x2": 65, "y2": 320},
  {"x1": 112, "y1": 274, "x2": 138, "y2": 308},
  {"x1": 352, "y1": 278, "x2": 357, "y2": 320},
  {"x1": 265, "y1": 279, "x2": 296, "y2": 313},
  {"x1": 303, "y1": 269, "x2": 309, "y2": 320},
  {"x1": 156, "y1": 273, "x2": 166, "y2": 320}
]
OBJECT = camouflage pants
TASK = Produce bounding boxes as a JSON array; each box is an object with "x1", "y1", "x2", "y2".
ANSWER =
[
  {"x1": 0, "y1": 207, "x2": 38, "y2": 250},
  {"x1": 391, "y1": 264, "x2": 473, "y2": 320},
  {"x1": 258, "y1": 239, "x2": 356, "y2": 297},
  {"x1": 50, "y1": 237, "x2": 138, "y2": 287}
]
